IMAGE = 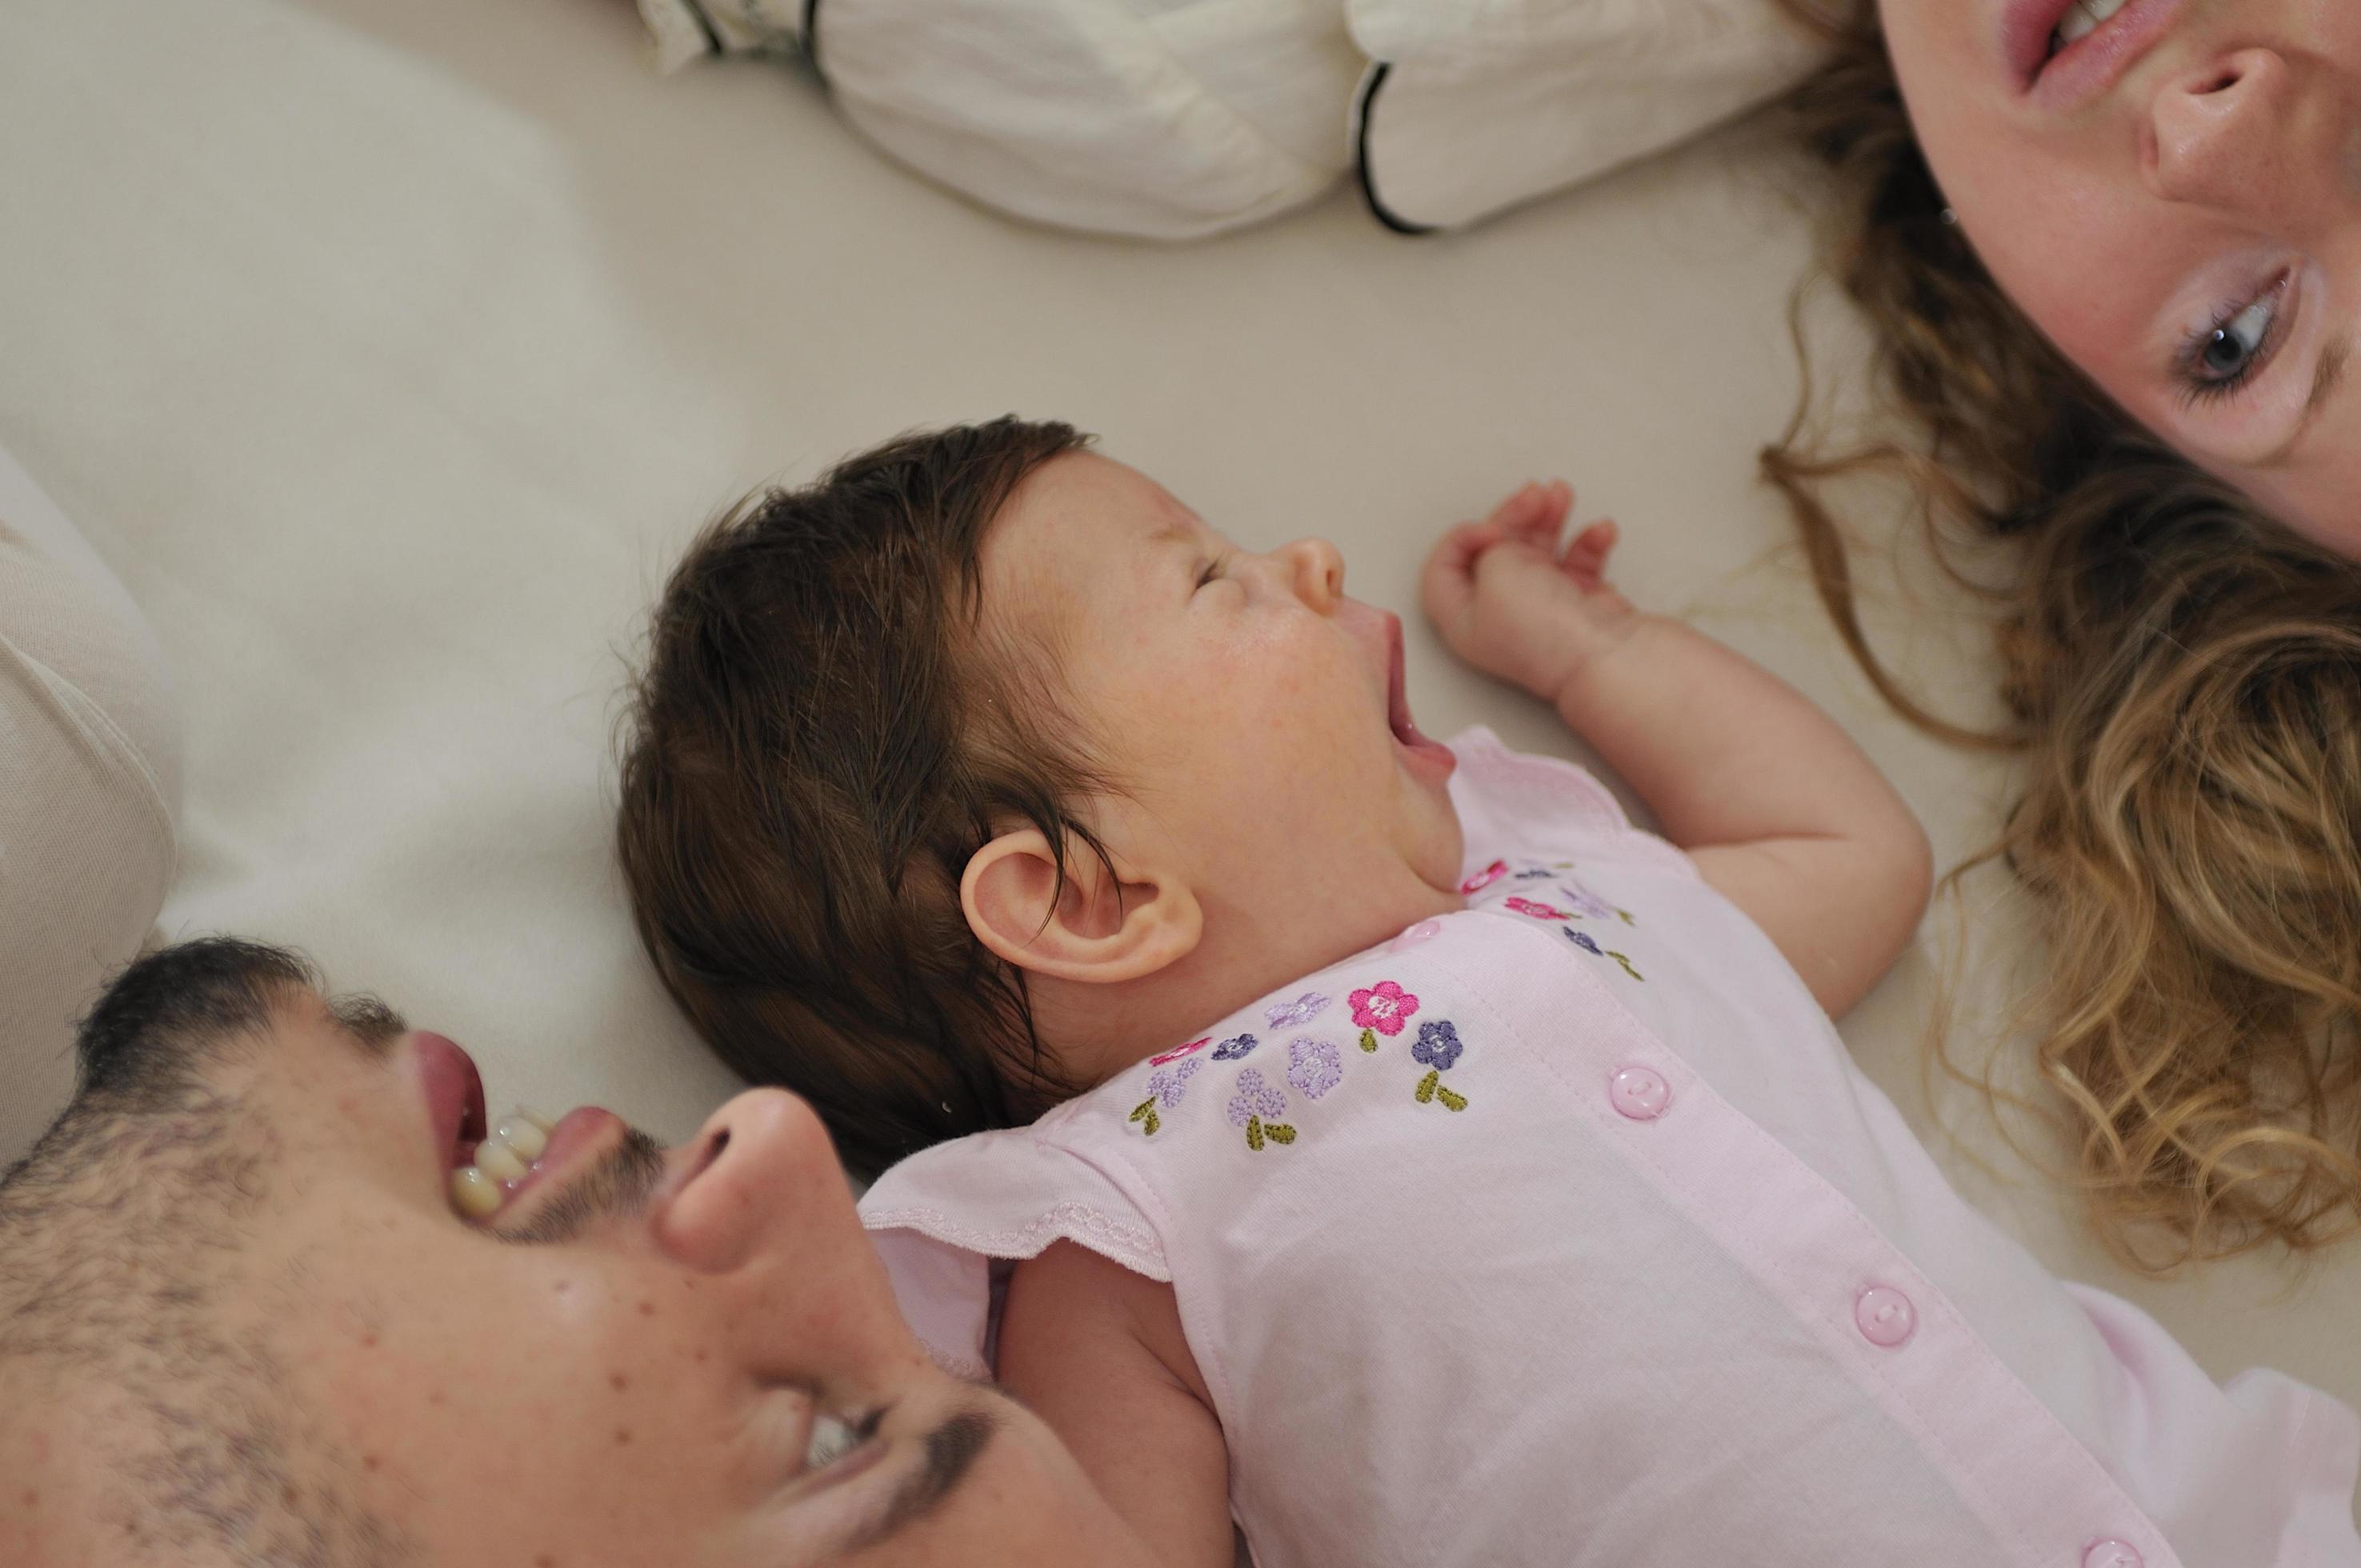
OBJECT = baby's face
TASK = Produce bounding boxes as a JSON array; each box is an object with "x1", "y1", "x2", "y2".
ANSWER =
[{"x1": 982, "y1": 453, "x2": 1465, "y2": 986}]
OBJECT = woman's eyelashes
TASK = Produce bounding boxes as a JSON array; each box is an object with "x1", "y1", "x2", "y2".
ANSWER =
[{"x1": 2179, "y1": 274, "x2": 2291, "y2": 406}]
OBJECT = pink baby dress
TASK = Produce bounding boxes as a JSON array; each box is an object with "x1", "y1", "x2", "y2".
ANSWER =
[{"x1": 860, "y1": 728, "x2": 2361, "y2": 1567}]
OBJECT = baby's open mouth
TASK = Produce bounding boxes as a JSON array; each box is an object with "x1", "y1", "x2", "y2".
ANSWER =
[{"x1": 1383, "y1": 612, "x2": 1452, "y2": 774}]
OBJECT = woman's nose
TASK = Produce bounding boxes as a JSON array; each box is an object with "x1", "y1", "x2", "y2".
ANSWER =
[
  {"x1": 2148, "y1": 49, "x2": 2298, "y2": 214},
  {"x1": 1279, "y1": 538, "x2": 1345, "y2": 611},
  {"x1": 654, "y1": 1087, "x2": 851, "y2": 1274}
]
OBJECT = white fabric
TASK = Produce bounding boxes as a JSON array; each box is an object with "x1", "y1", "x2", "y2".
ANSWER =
[
  {"x1": 1350, "y1": 0, "x2": 1829, "y2": 230},
  {"x1": 0, "y1": 446, "x2": 180, "y2": 1165},
  {"x1": 634, "y1": 0, "x2": 1824, "y2": 238},
  {"x1": 862, "y1": 732, "x2": 2359, "y2": 1567},
  {"x1": 0, "y1": 0, "x2": 2352, "y2": 1532}
]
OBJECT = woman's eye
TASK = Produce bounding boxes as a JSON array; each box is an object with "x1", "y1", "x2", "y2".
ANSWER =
[{"x1": 2183, "y1": 282, "x2": 2286, "y2": 402}]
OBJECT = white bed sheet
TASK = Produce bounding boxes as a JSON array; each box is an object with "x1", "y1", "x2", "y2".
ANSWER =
[{"x1": 1, "y1": 0, "x2": 2351, "y2": 1522}]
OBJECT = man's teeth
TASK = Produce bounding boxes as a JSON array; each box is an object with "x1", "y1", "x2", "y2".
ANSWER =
[
  {"x1": 2054, "y1": 0, "x2": 2129, "y2": 48},
  {"x1": 449, "y1": 1106, "x2": 556, "y2": 1218},
  {"x1": 806, "y1": 1414, "x2": 861, "y2": 1471}
]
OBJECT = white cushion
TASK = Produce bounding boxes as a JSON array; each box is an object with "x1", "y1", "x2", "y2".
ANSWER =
[
  {"x1": 638, "y1": 0, "x2": 1826, "y2": 239},
  {"x1": 1351, "y1": 0, "x2": 1829, "y2": 231}
]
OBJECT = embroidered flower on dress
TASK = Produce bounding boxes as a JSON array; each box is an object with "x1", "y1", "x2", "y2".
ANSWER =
[
  {"x1": 1286, "y1": 1037, "x2": 1343, "y2": 1100},
  {"x1": 1149, "y1": 1037, "x2": 1211, "y2": 1066},
  {"x1": 1513, "y1": 866, "x2": 1555, "y2": 881},
  {"x1": 1226, "y1": 1069, "x2": 1289, "y2": 1128},
  {"x1": 1145, "y1": 1056, "x2": 1203, "y2": 1108},
  {"x1": 1562, "y1": 926, "x2": 1646, "y2": 982},
  {"x1": 1265, "y1": 992, "x2": 1332, "y2": 1030},
  {"x1": 1459, "y1": 859, "x2": 1509, "y2": 894},
  {"x1": 1503, "y1": 895, "x2": 1574, "y2": 921},
  {"x1": 1348, "y1": 980, "x2": 1420, "y2": 1035},
  {"x1": 1211, "y1": 1033, "x2": 1259, "y2": 1062},
  {"x1": 1411, "y1": 1019, "x2": 1463, "y2": 1071},
  {"x1": 1556, "y1": 882, "x2": 1618, "y2": 921}
]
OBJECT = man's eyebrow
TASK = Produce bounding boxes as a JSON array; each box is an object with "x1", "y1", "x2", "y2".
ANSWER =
[
  {"x1": 845, "y1": 1406, "x2": 998, "y2": 1550},
  {"x1": 2261, "y1": 332, "x2": 2352, "y2": 469},
  {"x1": 326, "y1": 992, "x2": 407, "y2": 1054}
]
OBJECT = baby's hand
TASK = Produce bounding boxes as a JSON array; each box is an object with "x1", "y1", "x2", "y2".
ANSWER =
[{"x1": 1420, "y1": 481, "x2": 1642, "y2": 705}]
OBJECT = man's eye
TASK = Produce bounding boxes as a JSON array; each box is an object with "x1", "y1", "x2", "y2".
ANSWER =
[{"x1": 2183, "y1": 279, "x2": 2287, "y2": 404}]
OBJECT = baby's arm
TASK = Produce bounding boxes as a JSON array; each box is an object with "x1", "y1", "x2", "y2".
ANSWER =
[
  {"x1": 1423, "y1": 482, "x2": 1933, "y2": 1018},
  {"x1": 997, "y1": 1242, "x2": 1235, "y2": 1568}
]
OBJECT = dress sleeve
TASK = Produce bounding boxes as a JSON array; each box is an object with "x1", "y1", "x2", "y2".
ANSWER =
[
  {"x1": 1444, "y1": 724, "x2": 1696, "y2": 881},
  {"x1": 858, "y1": 1126, "x2": 1169, "y2": 1380}
]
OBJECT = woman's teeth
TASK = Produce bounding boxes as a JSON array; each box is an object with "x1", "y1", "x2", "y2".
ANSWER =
[
  {"x1": 450, "y1": 1106, "x2": 555, "y2": 1218},
  {"x1": 2053, "y1": 0, "x2": 2128, "y2": 50}
]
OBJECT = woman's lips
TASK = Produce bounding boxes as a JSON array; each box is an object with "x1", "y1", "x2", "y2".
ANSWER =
[{"x1": 2004, "y1": 0, "x2": 2187, "y2": 112}]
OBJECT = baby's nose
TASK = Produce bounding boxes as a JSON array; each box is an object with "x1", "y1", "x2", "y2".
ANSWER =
[{"x1": 1280, "y1": 538, "x2": 1346, "y2": 610}]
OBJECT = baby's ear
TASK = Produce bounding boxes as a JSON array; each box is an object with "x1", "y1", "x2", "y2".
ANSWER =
[{"x1": 960, "y1": 826, "x2": 1200, "y2": 984}]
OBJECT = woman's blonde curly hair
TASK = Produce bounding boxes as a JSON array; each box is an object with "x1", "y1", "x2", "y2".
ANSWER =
[{"x1": 1766, "y1": 0, "x2": 2361, "y2": 1267}]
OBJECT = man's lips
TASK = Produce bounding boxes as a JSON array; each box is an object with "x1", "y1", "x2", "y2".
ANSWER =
[
  {"x1": 2003, "y1": 0, "x2": 2185, "y2": 111},
  {"x1": 414, "y1": 1030, "x2": 487, "y2": 1170}
]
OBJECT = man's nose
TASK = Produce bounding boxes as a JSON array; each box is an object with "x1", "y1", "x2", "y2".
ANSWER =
[
  {"x1": 2147, "y1": 48, "x2": 2307, "y2": 217},
  {"x1": 654, "y1": 1087, "x2": 852, "y2": 1274}
]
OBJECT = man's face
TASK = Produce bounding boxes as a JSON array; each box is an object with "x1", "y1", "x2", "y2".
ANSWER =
[{"x1": 2, "y1": 974, "x2": 1144, "y2": 1565}]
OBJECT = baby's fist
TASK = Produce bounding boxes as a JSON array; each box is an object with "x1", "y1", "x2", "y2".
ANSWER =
[{"x1": 1420, "y1": 481, "x2": 1640, "y2": 704}]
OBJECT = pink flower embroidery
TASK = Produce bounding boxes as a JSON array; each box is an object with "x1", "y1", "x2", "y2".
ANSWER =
[
  {"x1": 1459, "y1": 859, "x2": 1509, "y2": 894},
  {"x1": 1149, "y1": 1037, "x2": 1211, "y2": 1066},
  {"x1": 1503, "y1": 895, "x2": 1573, "y2": 921},
  {"x1": 1348, "y1": 980, "x2": 1420, "y2": 1036}
]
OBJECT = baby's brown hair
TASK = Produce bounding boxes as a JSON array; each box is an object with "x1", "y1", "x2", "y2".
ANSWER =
[{"x1": 616, "y1": 418, "x2": 1109, "y2": 1178}]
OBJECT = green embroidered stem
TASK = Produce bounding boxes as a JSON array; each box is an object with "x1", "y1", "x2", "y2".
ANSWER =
[
  {"x1": 1435, "y1": 1084, "x2": 1468, "y2": 1112},
  {"x1": 1415, "y1": 1069, "x2": 1439, "y2": 1104},
  {"x1": 1617, "y1": 909, "x2": 1635, "y2": 926},
  {"x1": 1359, "y1": 1028, "x2": 1379, "y2": 1054},
  {"x1": 1128, "y1": 1098, "x2": 1161, "y2": 1136},
  {"x1": 1264, "y1": 1122, "x2": 1297, "y2": 1144},
  {"x1": 1246, "y1": 1116, "x2": 1265, "y2": 1151},
  {"x1": 1609, "y1": 950, "x2": 1644, "y2": 982}
]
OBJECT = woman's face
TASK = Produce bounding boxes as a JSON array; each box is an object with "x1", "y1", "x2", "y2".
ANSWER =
[{"x1": 1879, "y1": 0, "x2": 2361, "y2": 554}]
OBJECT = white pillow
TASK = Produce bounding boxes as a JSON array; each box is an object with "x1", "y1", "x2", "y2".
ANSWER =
[{"x1": 636, "y1": 0, "x2": 1827, "y2": 239}]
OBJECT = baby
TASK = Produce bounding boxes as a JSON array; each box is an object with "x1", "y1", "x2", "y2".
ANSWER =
[{"x1": 618, "y1": 419, "x2": 2361, "y2": 1568}]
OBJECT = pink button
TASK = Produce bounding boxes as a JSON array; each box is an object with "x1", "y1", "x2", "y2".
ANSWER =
[
  {"x1": 1389, "y1": 919, "x2": 1444, "y2": 953},
  {"x1": 1854, "y1": 1285, "x2": 1916, "y2": 1347},
  {"x1": 1607, "y1": 1066, "x2": 1671, "y2": 1121},
  {"x1": 2083, "y1": 1541, "x2": 2143, "y2": 1568}
]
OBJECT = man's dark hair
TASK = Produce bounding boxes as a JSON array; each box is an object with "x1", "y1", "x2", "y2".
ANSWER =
[
  {"x1": 616, "y1": 417, "x2": 1108, "y2": 1178},
  {"x1": 0, "y1": 938, "x2": 408, "y2": 1565}
]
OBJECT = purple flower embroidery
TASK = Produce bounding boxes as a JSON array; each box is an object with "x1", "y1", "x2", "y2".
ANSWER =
[
  {"x1": 1286, "y1": 1037, "x2": 1343, "y2": 1101},
  {"x1": 1565, "y1": 927, "x2": 1603, "y2": 956},
  {"x1": 1557, "y1": 882, "x2": 1618, "y2": 921},
  {"x1": 1226, "y1": 1069, "x2": 1288, "y2": 1128},
  {"x1": 1412, "y1": 1019, "x2": 1463, "y2": 1071},
  {"x1": 1348, "y1": 980, "x2": 1420, "y2": 1036},
  {"x1": 1514, "y1": 866, "x2": 1554, "y2": 880},
  {"x1": 1211, "y1": 1033, "x2": 1260, "y2": 1062},
  {"x1": 1266, "y1": 991, "x2": 1332, "y2": 1030},
  {"x1": 1145, "y1": 1055, "x2": 1203, "y2": 1109}
]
